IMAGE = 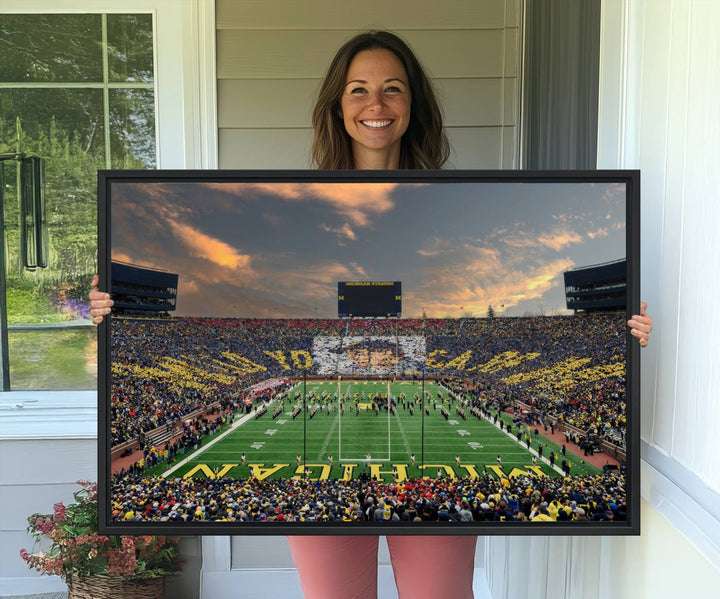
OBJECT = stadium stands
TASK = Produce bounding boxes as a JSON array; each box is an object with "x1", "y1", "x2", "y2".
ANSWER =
[
  {"x1": 109, "y1": 471, "x2": 627, "y2": 524},
  {"x1": 110, "y1": 314, "x2": 626, "y2": 450},
  {"x1": 108, "y1": 313, "x2": 629, "y2": 524}
]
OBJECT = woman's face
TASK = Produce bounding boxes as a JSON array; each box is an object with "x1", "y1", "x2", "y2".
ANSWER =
[{"x1": 340, "y1": 48, "x2": 411, "y2": 167}]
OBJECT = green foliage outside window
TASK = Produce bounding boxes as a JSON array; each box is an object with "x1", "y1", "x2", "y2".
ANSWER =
[{"x1": 0, "y1": 13, "x2": 155, "y2": 389}]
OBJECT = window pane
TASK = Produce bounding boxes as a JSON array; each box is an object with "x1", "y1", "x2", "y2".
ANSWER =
[
  {"x1": 1, "y1": 89, "x2": 102, "y2": 390},
  {"x1": 110, "y1": 89, "x2": 157, "y2": 169},
  {"x1": 0, "y1": 12, "x2": 156, "y2": 391},
  {"x1": 1, "y1": 88, "x2": 104, "y2": 278},
  {"x1": 107, "y1": 14, "x2": 155, "y2": 83},
  {"x1": 0, "y1": 14, "x2": 102, "y2": 82},
  {"x1": 0, "y1": 89, "x2": 106, "y2": 162},
  {"x1": 9, "y1": 329, "x2": 97, "y2": 390}
]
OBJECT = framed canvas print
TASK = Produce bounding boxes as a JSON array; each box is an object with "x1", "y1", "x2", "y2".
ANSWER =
[{"x1": 98, "y1": 170, "x2": 640, "y2": 535}]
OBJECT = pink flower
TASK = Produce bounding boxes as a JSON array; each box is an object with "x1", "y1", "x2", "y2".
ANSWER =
[
  {"x1": 53, "y1": 503, "x2": 66, "y2": 522},
  {"x1": 34, "y1": 518, "x2": 54, "y2": 535},
  {"x1": 75, "y1": 480, "x2": 98, "y2": 501},
  {"x1": 43, "y1": 556, "x2": 64, "y2": 576},
  {"x1": 21, "y1": 482, "x2": 180, "y2": 581},
  {"x1": 121, "y1": 536, "x2": 135, "y2": 550},
  {"x1": 107, "y1": 548, "x2": 137, "y2": 576}
]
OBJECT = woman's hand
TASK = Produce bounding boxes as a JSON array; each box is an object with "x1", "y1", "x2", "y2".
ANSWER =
[
  {"x1": 628, "y1": 301, "x2": 652, "y2": 348},
  {"x1": 89, "y1": 274, "x2": 113, "y2": 324}
]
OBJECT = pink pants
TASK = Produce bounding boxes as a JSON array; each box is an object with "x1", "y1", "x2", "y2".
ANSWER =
[{"x1": 287, "y1": 535, "x2": 477, "y2": 599}]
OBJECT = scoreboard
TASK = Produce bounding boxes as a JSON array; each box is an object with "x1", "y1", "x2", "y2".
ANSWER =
[{"x1": 338, "y1": 281, "x2": 401, "y2": 318}]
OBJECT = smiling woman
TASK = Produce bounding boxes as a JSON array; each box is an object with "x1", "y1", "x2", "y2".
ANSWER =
[
  {"x1": 340, "y1": 48, "x2": 412, "y2": 169},
  {"x1": 311, "y1": 30, "x2": 448, "y2": 170}
]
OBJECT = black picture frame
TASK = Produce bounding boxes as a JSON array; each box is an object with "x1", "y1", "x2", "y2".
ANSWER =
[{"x1": 98, "y1": 169, "x2": 640, "y2": 535}]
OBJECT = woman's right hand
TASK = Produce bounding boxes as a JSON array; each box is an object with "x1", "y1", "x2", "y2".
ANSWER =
[{"x1": 89, "y1": 274, "x2": 113, "y2": 324}]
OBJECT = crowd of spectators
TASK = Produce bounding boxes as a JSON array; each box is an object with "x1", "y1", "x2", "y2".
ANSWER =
[
  {"x1": 110, "y1": 470, "x2": 626, "y2": 524},
  {"x1": 110, "y1": 313, "x2": 627, "y2": 448}
]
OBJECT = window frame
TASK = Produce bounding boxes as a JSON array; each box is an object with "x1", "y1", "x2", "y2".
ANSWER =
[
  {"x1": 0, "y1": 1, "x2": 216, "y2": 398},
  {"x1": 1, "y1": 0, "x2": 218, "y2": 170}
]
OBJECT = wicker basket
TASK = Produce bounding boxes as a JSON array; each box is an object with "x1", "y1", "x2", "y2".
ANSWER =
[{"x1": 67, "y1": 575, "x2": 165, "y2": 599}]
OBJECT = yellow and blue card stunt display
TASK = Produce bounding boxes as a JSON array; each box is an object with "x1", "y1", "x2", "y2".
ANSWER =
[{"x1": 99, "y1": 169, "x2": 638, "y2": 535}]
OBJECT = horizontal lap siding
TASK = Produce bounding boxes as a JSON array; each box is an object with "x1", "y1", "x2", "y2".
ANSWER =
[
  {"x1": 216, "y1": 0, "x2": 521, "y2": 169},
  {"x1": 216, "y1": 0, "x2": 516, "y2": 30},
  {"x1": 219, "y1": 128, "x2": 312, "y2": 169},
  {"x1": 0, "y1": 438, "x2": 96, "y2": 580},
  {"x1": 218, "y1": 30, "x2": 512, "y2": 79}
]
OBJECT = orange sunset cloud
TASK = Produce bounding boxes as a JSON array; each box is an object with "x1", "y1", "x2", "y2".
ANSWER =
[
  {"x1": 536, "y1": 229, "x2": 583, "y2": 251},
  {"x1": 168, "y1": 221, "x2": 251, "y2": 271},
  {"x1": 587, "y1": 228, "x2": 609, "y2": 239},
  {"x1": 413, "y1": 250, "x2": 575, "y2": 317},
  {"x1": 199, "y1": 182, "x2": 415, "y2": 226},
  {"x1": 319, "y1": 222, "x2": 357, "y2": 243}
]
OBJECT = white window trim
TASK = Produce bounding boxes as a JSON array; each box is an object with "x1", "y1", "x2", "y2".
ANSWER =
[
  {"x1": 0, "y1": 7, "x2": 216, "y2": 590},
  {"x1": 0, "y1": 390, "x2": 96, "y2": 440},
  {"x1": 641, "y1": 443, "x2": 720, "y2": 567}
]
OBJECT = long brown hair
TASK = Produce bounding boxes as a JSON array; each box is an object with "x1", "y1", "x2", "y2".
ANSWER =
[{"x1": 311, "y1": 31, "x2": 449, "y2": 170}]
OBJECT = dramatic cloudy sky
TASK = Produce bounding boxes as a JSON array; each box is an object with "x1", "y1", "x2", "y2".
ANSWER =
[{"x1": 109, "y1": 179, "x2": 626, "y2": 318}]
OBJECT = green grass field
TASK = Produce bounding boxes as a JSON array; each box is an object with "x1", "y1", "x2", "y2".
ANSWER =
[{"x1": 164, "y1": 380, "x2": 601, "y2": 482}]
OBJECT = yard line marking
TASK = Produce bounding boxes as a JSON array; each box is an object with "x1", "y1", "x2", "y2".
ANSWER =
[
  {"x1": 161, "y1": 398, "x2": 277, "y2": 477},
  {"x1": 393, "y1": 406, "x2": 412, "y2": 457},
  {"x1": 480, "y1": 410, "x2": 567, "y2": 476},
  {"x1": 317, "y1": 409, "x2": 341, "y2": 461}
]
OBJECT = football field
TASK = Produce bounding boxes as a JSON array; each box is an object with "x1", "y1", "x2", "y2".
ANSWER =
[{"x1": 163, "y1": 380, "x2": 601, "y2": 482}]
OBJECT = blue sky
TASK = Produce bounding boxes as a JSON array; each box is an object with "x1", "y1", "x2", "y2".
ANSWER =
[{"x1": 111, "y1": 179, "x2": 626, "y2": 318}]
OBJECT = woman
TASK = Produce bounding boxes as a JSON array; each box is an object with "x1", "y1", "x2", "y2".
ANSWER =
[
  {"x1": 310, "y1": 30, "x2": 448, "y2": 170},
  {"x1": 90, "y1": 31, "x2": 652, "y2": 598}
]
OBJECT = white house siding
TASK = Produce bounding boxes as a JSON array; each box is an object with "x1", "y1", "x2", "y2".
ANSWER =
[{"x1": 216, "y1": 0, "x2": 522, "y2": 169}]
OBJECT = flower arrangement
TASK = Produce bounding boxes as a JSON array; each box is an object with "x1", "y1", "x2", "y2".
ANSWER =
[{"x1": 20, "y1": 481, "x2": 182, "y2": 584}]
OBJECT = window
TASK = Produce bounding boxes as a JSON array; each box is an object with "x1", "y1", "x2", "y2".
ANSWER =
[{"x1": 0, "y1": 13, "x2": 156, "y2": 389}]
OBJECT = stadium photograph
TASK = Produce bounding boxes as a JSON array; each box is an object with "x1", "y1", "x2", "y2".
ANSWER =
[{"x1": 101, "y1": 173, "x2": 634, "y2": 531}]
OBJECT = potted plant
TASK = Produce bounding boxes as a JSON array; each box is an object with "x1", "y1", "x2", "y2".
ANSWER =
[{"x1": 20, "y1": 480, "x2": 182, "y2": 599}]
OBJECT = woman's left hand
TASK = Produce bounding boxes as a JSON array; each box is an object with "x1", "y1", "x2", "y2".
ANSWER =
[{"x1": 628, "y1": 301, "x2": 653, "y2": 348}]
